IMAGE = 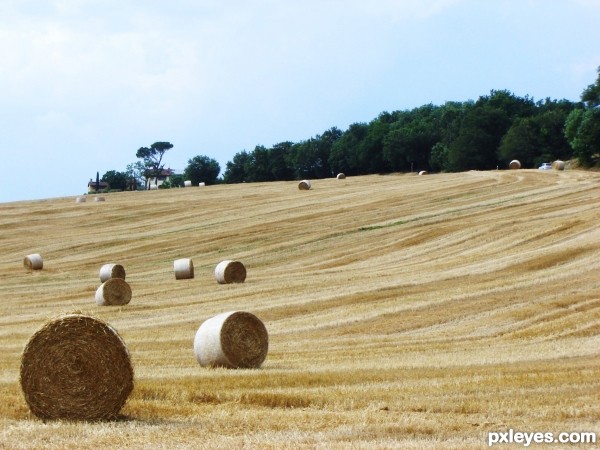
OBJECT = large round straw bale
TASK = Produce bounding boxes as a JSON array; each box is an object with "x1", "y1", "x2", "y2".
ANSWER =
[
  {"x1": 215, "y1": 260, "x2": 246, "y2": 284},
  {"x1": 418, "y1": 170, "x2": 428, "y2": 175},
  {"x1": 76, "y1": 196, "x2": 86, "y2": 203},
  {"x1": 198, "y1": 182, "x2": 206, "y2": 187},
  {"x1": 95, "y1": 278, "x2": 132, "y2": 306},
  {"x1": 184, "y1": 180, "x2": 192, "y2": 187},
  {"x1": 194, "y1": 311, "x2": 268, "y2": 369},
  {"x1": 298, "y1": 180, "x2": 311, "y2": 190},
  {"x1": 99, "y1": 263, "x2": 126, "y2": 283},
  {"x1": 174, "y1": 258, "x2": 194, "y2": 280},
  {"x1": 509, "y1": 159, "x2": 521, "y2": 170},
  {"x1": 20, "y1": 314, "x2": 134, "y2": 421},
  {"x1": 94, "y1": 196, "x2": 106, "y2": 202},
  {"x1": 552, "y1": 160, "x2": 565, "y2": 170},
  {"x1": 336, "y1": 173, "x2": 346, "y2": 179},
  {"x1": 24, "y1": 254, "x2": 43, "y2": 270}
]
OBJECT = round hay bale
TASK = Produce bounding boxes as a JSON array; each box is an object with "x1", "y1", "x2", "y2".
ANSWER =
[
  {"x1": 20, "y1": 314, "x2": 134, "y2": 421},
  {"x1": 336, "y1": 173, "x2": 346, "y2": 179},
  {"x1": 215, "y1": 260, "x2": 246, "y2": 284},
  {"x1": 95, "y1": 278, "x2": 132, "y2": 306},
  {"x1": 552, "y1": 160, "x2": 565, "y2": 170},
  {"x1": 298, "y1": 180, "x2": 311, "y2": 190},
  {"x1": 418, "y1": 170, "x2": 428, "y2": 175},
  {"x1": 509, "y1": 159, "x2": 521, "y2": 170},
  {"x1": 94, "y1": 196, "x2": 106, "y2": 202},
  {"x1": 198, "y1": 182, "x2": 206, "y2": 187},
  {"x1": 99, "y1": 263, "x2": 126, "y2": 283},
  {"x1": 184, "y1": 180, "x2": 192, "y2": 187},
  {"x1": 76, "y1": 196, "x2": 86, "y2": 203},
  {"x1": 174, "y1": 258, "x2": 194, "y2": 280},
  {"x1": 194, "y1": 311, "x2": 268, "y2": 369},
  {"x1": 24, "y1": 253, "x2": 43, "y2": 270}
]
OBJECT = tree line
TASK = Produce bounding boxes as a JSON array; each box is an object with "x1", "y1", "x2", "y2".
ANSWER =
[{"x1": 100, "y1": 68, "x2": 600, "y2": 191}]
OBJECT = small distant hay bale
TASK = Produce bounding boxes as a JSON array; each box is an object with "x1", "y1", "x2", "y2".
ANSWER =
[
  {"x1": 215, "y1": 260, "x2": 246, "y2": 284},
  {"x1": 99, "y1": 263, "x2": 126, "y2": 283},
  {"x1": 552, "y1": 160, "x2": 565, "y2": 170},
  {"x1": 174, "y1": 258, "x2": 194, "y2": 280},
  {"x1": 20, "y1": 314, "x2": 134, "y2": 421},
  {"x1": 149, "y1": 184, "x2": 158, "y2": 190},
  {"x1": 418, "y1": 170, "x2": 428, "y2": 175},
  {"x1": 194, "y1": 311, "x2": 268, "y2": 369},
  {"x1": 184, "y1": 180, "x2": 192, "y2": 187},
  {"x1": 198, "y1": 182, "x2": 206, "y2": 187},
  {"x1": 509, "y1": 160, "x2": 521, "y2": 170},
  {"x1": 336, "y1": 173, "x2": 346, "y2": 179},
  {"x1": 24, "y1": 254, "x2": 43, "y2": 270},
  {"x1": 298, "y1": 180, "x2": 311, "y2": 190},
  {"x1": 76, "y1": 196, "x2": 86, "y2": 203},
  {"x1": 95, "y1": 278, "x2": 132, "y2": 306},
  {"x1": 94, "y1": 196, "x2": 105, "y2": 202}
]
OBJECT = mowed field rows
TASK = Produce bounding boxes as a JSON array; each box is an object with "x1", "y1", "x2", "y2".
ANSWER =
[{"x1": 0, "y1": 170, "x2": 599, "y2": 449}]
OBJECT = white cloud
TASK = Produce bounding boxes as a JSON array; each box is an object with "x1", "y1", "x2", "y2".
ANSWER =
[{"x1": 2, "y1": 0, "x2": 461, "y2": 113}]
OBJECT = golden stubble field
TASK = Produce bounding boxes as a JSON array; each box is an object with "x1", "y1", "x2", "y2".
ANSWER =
[{"x1": 0, "y1": 170, "x2": 599, "y2": 449}]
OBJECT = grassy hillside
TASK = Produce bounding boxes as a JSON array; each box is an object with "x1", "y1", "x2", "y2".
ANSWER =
[{"x1": 1, "y1": 170, "x2": 599, "y2": 449}]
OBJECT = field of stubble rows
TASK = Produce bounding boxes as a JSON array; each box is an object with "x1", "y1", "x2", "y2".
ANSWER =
[{"x1": 0, "y1": 169, "x2": 599, "y2": 449}]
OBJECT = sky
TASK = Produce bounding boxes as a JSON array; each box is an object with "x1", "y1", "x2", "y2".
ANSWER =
[{"x1": 1, "y1": 0, "x2": 599, "y2": 203}]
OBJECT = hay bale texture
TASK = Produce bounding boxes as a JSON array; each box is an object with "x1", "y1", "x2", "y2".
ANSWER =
[
  {"x1": 184, "y1": 180, "x2": 192, "y2": 187},
  {"x1": 174, "y1": 258, "x2": 194, "y2": 280},
  {"x1": 336, "y1": 173, "x2": 346, "y2": 179},
  {"x1": 215, "y1": 260, "x2": 246, "y2": 284},
  {"x1": 99, "y1": 263, "x2": 126, "y2": 283},
  {"x1": 20, "y1": 314, "x2": 134, "y2": 421},
  {"x1": 24, "y1": 254, "x2": 43, "y2": 270},
  {"x1": 552, "y1": 160, "x2": 565, "y2": 170},
  {"x1": 298, "y1": 180, "x2": 311, "y2": 190},
  {"x1": 75, "y1": 197, "x2": 86, "y2": 203},
  {"x1": 509, "y1": 160, "x2": 521, "y2": 170},
  {"x1": 194, "y1": 311, "x2": 268, "y2": 369},
  {"x1": 95, "y1": 278, "x2": 132, "y2": 306},
  {"x1": 94, "y1": 196, "x2": 105, "y2": 202},
  {"x1": 418, "y1": 170, "x2": 428, "y2": 175}
]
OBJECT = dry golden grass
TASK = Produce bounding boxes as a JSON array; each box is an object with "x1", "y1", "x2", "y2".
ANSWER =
[{"x1": 1, "y1": 170, "x2": 599, "y2": 449}]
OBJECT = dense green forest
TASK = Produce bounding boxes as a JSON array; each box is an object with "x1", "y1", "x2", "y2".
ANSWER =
[
  {"x1": 223, "y1": 92, "x2": 575, "y2": 182},
  {"x1": 102, "y1": 68, "x2": 600, "y2": 190}
]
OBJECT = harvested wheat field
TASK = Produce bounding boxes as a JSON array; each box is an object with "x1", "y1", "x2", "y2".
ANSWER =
[{"x1": 0, "y1": 170, "x2": 599, "y2": 449}]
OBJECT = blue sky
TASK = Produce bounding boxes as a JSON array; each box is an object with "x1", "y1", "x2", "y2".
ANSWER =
[{"x1": 1, "y1": 0, "x2": 599, "y2": 203}]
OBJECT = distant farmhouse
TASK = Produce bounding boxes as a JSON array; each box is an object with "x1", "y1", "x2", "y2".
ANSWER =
[
  {"x1": 87, "y1": 179, "x2": 109, "y2": 193},
  {"x1": 145, "y1": 168, "x2": 175, "y2": 189},
  {"x1": 87, "y1": 168, "x2": 177, "y2": 193}
]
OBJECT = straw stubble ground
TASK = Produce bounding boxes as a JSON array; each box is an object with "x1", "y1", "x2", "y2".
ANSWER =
[{"x1": 0, "y1": 170, "x2": 599, "y2": 449}]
